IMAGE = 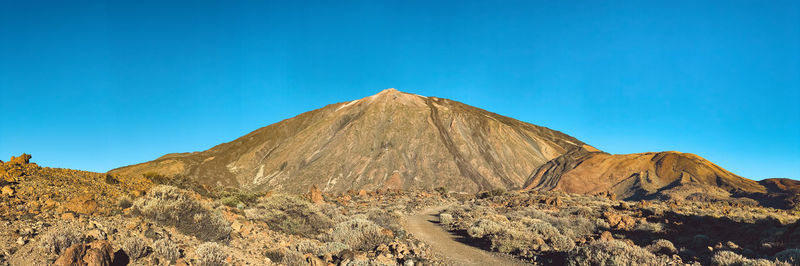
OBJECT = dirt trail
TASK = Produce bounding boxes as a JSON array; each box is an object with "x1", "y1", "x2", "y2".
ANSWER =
[{"x1": 405, "y1": 205, "x2": 528, "y2": 266}]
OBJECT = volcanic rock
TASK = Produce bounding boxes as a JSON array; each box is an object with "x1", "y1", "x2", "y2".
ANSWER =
[{"x1": 110, "y1": 89, "x2": 589, "y2": 193}]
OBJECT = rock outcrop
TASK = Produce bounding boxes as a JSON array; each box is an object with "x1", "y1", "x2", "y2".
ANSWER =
[{"x1": 53, "y1": 240, "x2": 116, "y2": 266}]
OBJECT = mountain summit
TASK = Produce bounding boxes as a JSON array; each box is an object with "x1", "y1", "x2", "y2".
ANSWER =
[
  {"x1": 111, "y1": 89, "x2": 591, "y2": 193},
  {"x1": 110, "y1": 89, "x2": 796, "y2": 208}
]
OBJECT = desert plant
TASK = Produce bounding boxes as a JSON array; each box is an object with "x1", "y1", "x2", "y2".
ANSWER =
[
  {"x1": 567, "y1": 240, "x2": 666, "y2": 266},
  {"x1": 104, "y1": 174, "x2": 120, "y2": 185},
  {"x1": 468, "y1": 216, "x2": 575, "y2": 256},
  {"x1": 265, "y1": 247, "x2": 305, "y2": 266},
  {"x1": 153, "y1": 238, "x2": 180, "y2": 262},
  {"x1": 217, "y1": 188, "x2": 264, "y2": 208},
  {"x1": 117, "y1": 195, "x2": 133, "y2": 209},
  {"x1": 439, "y1": 213, "x2": 454, "y2": 225},
  {"x1": 366, "y1": 208, "x2": 404, "y2": 235},
  {"x1": 123, "y1": 237, "x2": 149, "y2": 260},
  {"x1": 196, "y1": 242, "x2": 228, "y2": 266},
  {"x1": 40, "y1": 223, "x2": 84, "y2": 255},
  {"x1": 328, "y1": 218, "x2": 391, "y2": 251},
  {"x1": 132, "y1": 185, "x2": 231, "y2": 242},
  {"x1": 646, "y1": 239, "x2": 677, "y2": 255},
  {"x1": 244, "y1": 193, "x2": 332, "y2": 237},
  {"x1": 477, "y1": 188, "x2": 507, "y2": 199},
  {"x1": 775, "y1": 249, "x2": 800, "y2": 264},
  {"x1": 633, "y1": 221, "x2": 664, "y2": 233},
  {"x1": 710, "y1": 250, "x2": 789, "y2": 266}
]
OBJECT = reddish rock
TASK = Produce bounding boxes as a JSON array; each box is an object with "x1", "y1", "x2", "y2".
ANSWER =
[
  {"x1": 8, "y1": 154, "x2": 31, "y2": 165},
  {"x1": 603, "y1": 211, "x2": 637, "y2": 230},
  {"x1": 65, "y1": 194, "x2": 98, "y2": 215},
  {"x1": 53, "y1": 240, "x2": 115, "y2": 266},
  {"x1": 310, "y1": 185, "x2": 324, "y2": 204}
]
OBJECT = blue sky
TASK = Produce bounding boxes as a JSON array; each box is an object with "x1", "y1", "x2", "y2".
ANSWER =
[{"x1": 0, "y1": 0, "x2": 798, "y2": 180}]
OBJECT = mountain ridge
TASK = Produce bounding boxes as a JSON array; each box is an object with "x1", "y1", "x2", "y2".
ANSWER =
[
  {"x1": 110, "y1": 89, "x2": 798, "y2": 209},
  {"x1": 111, "y1": 89, "x2": 590, "y2": 193}
]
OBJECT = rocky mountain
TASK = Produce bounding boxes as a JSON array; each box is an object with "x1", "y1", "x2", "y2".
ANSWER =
[
  {"x1": 110, "y1": 89, "x2": 593, "y2": 193},
  {"x1": 522, "y1": 149, "x2": 767, "y2": 201},
  {"x1": 110, "y1": 89, "x2": 797, "y2": 208}
]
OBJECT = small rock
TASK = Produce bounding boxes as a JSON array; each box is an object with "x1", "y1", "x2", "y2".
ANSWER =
[
  {"x1": 310, "y1": 185, "x2": 324, "y2": 204},
  {"x1": 1, "y1": 186, "x2": 14, "y2": 197},
  {"x1": 61, "y1": 212, "x2": 76, "y2": 220},
  {"x1": 64, "y1": 194, "x2": 98, "y2": 215},
  {"x1": 600, "y1": 231, "x2": 614, "y2": 241},
  {"x1": 16, "y1": 237, "x2": 25, "y2": 246},
  {"x1": 376, "y1": 244, "x2": 390, "y2": 254}
]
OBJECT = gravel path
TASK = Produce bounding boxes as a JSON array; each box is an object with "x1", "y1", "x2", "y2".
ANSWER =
[{"x1": 405, "y1": 205, "x2": 529, "y2": 266}]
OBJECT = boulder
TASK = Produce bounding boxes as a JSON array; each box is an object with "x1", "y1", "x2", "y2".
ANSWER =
[
  {"x1": 65, "y1": 194, "x2": 98, "y2": 215},
  {"x1": 53, "y1": 240, "x2": 116, "y2": 266}
]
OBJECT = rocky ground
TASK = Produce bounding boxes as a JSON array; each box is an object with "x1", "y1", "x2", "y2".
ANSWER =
[
  {"x1": 1, "y1": 154, "x2": 799, "y2": 265},
  {"x1": 0, "y1": 154, "x2": 448, "y2": 265}
]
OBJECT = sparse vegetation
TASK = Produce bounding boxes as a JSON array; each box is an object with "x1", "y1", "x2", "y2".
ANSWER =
[
  {"x1": 264, "y1": 247, "x2": 305, "y2": 266},
  {"x1": 117, "y1": 195, "x2": 133, "y2": 209},
  {"x1": 196, "y1": 242, "x2": 228, "y2": 266},
  {"x1": 217, "y1": 188, "x2": 264, "y2": 209},
  {"x1": 646, "y1": 239, "x2": 678, "y2": 255},
  {"x1": 40, "y1": 224, "x2": 84, "y2": 255},
  {"x1": 244, "y1": 193, "x2": 332, "y2": 237},
  {"x1": 567, "y1": 240, "x2": 665, "y2": 266},
  {"x1": 132, "y1": 185, "x2": 231, "y2": 242},
  {"x1": 153, "y1": 238, "x2": 180, "y2": 263},
  {"x1": 327, "y1": 218, "x2": 391, "y2": 251},
  {"x1": 710, "y1": 250, "x2": 789, "y2": 266},
  {"x1": 123, "y1": 237, "x2": 149, "y2": 260}
]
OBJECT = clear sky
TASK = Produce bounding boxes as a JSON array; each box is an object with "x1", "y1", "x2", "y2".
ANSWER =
[{"x1": 1, "y1": 1, "x2": 798, "y2": 180}]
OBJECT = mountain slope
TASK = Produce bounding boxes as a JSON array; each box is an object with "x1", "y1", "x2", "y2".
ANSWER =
[
  {"x1": 522, "y1": 149, "x2": 768, "y2": 201},
  {"x1": 110, "y1": 89, "x2": 591, "y2": 193}
]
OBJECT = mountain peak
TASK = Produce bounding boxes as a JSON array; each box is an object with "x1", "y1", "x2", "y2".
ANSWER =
[{"x1": 377, "y1": 88, "x2": 400, "y2": 95}]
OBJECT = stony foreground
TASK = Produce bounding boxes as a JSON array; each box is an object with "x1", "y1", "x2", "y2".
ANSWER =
[{"x1": 1, "y1": 155, "x2": 799, "y2": 265}]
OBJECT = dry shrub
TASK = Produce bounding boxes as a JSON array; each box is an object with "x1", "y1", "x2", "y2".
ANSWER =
[
  {"x1": 646, "y1": 239, "x2": 677, "y2": 255},
  {"x1": 244, "y1": 193, "x2": 332, "y2": 237},
  {"x1": 123, "y1": 237, "x2": 149, "y2": 260},
  {"x1": 508, "y1": 208, "x2": 597, "y2": 239},
  {"x1": 40, "y1": 223, "x2": 84, "y2": 255},
  {"x1": 439, "y1": 213, "x2": 454, "y2": 225},
  {"x1": 117, "y1": 195, "x2": 133, "y2": 209},
  {"x1": 132, "y1": 185, "x2": 231, "y2": 242},
  {"x1": 710, "y1": 251, "x2": 789, "y2": 266},
  {"x1": 265, "y1": 247, "x2": 305, "y2": 266},
  {"x1": 567, "y1": 240, "x2": 666, "y2": 266},
  {"x1": 327, "y1": 218, "x2": 390, "y2": 251},
  {"x1": 467, "y1": 216, "x2": 574, "y2": 256},
  {"x1": 633, "y1": 221, "x2": 665, "y2": 233},
  {"x1": 196, "y1": 242, "x2": 228, "y2": 266},
  {"x1": 153, "y1": 238, "x2": 180, "y2": 262},
  {"x1": 366, "y1": 208, "x2": 404, "y2": 235},
  {"x1": 775, "y1": 249, "x2": 800, "y2": 264}
]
